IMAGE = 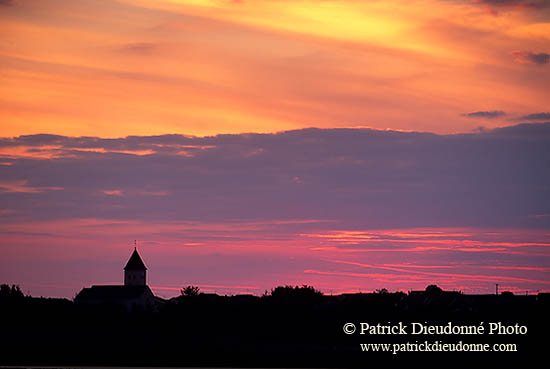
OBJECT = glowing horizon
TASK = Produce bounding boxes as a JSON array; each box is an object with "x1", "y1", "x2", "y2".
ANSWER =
[{"x1": 1, "y1": 128, "x2": 549, "y2": 298}]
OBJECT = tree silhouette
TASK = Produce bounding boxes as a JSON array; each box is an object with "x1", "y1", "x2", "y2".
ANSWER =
[
  {"x1": 425, "y1": 284, "x2": 443, "y2": 296},
  {"x1": 181, "y1": 285, "x2": 200, "y2": 296},
  {"x1": 0, "y1": 284, "x2": 24, "y2": 300},
  {"x1": 268, "y1": 285, "x2": 322, "y2": 300}
]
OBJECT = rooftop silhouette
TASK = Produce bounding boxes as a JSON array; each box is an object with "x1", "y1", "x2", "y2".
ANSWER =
[{"x1": 74, "y1": 248, "x2": 158, "y2": 311}]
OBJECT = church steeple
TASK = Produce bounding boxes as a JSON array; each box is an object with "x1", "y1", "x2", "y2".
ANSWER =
[{"x1": 124, "y1": 247, "x2": 147, "y2": 286}]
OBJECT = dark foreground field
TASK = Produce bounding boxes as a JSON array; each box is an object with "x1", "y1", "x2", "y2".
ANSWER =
[{"x1": 1, "y1": 285, "x2": 548, "y2": 367}]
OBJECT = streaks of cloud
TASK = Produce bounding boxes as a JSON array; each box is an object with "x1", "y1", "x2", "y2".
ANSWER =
[
  {"x1": 510, "y1": 50, "x2": 550, "y2": 65},
  {"x1": 515, "y1": 112, "x2": 550, "y2": 121},
  {"x1": 2, "y1": 215, "x2": 549, "y2": 296},
  {"x1": 1, "y1": 124, "x2": 549, "y2": 298},
  {"x1": 115, "y1": 42, "x2": 159, "y2": 55},
  {"x1": 0, "y1": 179, "x2": 64, "y2": 193},
  {"x1": 1, "y1": 124, "x2": 549, "y2": 231},
  {"x1": 474, "y1": 0, "x2": 550, "y2": 11},
  {"x1": 462, "y1": 110, "x2": 506, "y2": 119}
]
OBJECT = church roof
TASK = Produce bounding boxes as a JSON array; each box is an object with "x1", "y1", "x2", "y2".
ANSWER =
[
  {"x1": 124, "y1": 248, "x2": 147, "y2": 270},
  {"x1": 75, "y1": 285, "x2": 152, "y2": 300}
]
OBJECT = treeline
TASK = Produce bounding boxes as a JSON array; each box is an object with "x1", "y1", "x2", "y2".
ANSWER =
[{"x1": 1, "y1": 283, "x2": 548, "y2": 367}]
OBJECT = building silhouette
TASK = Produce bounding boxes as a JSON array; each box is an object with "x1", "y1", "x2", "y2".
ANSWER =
[
  {"x1": 124, "y1": 247, "x2": 147, "y2": 286},
  {"x1": 75, "y1": 248, "x2": 160, "y2": 311}
]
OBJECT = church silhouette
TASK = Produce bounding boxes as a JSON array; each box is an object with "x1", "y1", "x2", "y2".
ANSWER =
[{"x1": 75, "y1": 248, "x2": 162, "y2": 311}]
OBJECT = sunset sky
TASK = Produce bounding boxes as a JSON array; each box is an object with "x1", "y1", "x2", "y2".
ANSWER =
[{"x1": 1, "y1": 0, "x2": 549, "y2": 298}]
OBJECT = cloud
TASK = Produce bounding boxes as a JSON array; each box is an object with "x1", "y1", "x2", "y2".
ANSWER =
[
  {"x1": 488, "y1": 122, "x2": 550, "y2": 138},
  {"x1": 510, "y1": 51, "x2": 550, "y2": 65},
  {"x1": 1, "y1": 0, "x2": 549, "y2": 299},
  {"x1": 103, "y1": 189, "x2": 123, "y2": 196},
  {"x1": 462, "y1": 110, "x2": 506, "y2": 119},
  {"x1": 1, "y1": 125, "x2": 549, "y2": 298},
  {"x1": 515, "y1": 112, "x2": 550, "y2": 121},
  {"x1": 0, "y1": 124, "x2": 548, "y2": 230},
  {"x1": 474, "y1": 0, "x2": 550, "y2": 10},
  {"x1": 0, "y1": 180, "x2": 63, "y2": 193},
  {"x1": 116, "y1": 42, "x2": 159, "y2": 56}
]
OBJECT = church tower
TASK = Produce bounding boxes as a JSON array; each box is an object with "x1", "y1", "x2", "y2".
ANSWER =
[{"x1": 124, "y1": 247, "x2": 147, "y2": 286}]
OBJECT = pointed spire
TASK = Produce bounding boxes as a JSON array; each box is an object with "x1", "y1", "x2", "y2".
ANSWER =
[{"x1": 124, "y1": 247, "x2": 147, "y2": 271}]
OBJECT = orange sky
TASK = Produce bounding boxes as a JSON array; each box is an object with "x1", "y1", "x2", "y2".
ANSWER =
[{"x1": 1, "y1": 0, "x2": 549, "y2": 137}]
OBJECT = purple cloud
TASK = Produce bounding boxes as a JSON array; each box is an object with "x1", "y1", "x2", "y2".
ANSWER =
[
  {"x1": 462, "y1": 110, "x2": 506, "y2": 119},
  {"x1": 1, "y1": 123, "x2": 549, "y2": 230},
  {"x1": 475, "y1": 0, "x2": 550, "y2": 9},
  {"x1": 1, "y1": 124, "x2": 550, "y2": 298},
  {"x1": 510, "y1": 51, "x2": 550, "y2": 65},
  {"x1": 515, "y1": 112, "x2": 550, "y2": 121},
  {"x1": 116, "y1": 42, "x2": 159, "y2": 56}
]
